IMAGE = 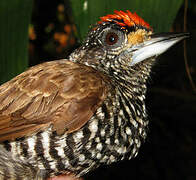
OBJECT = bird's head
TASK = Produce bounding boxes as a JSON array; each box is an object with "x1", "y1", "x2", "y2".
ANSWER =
[{"x1": 70, "y1": 10, "x2": 188, "y2": 82}]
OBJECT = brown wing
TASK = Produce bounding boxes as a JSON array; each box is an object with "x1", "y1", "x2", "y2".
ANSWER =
[{"x1": 0, "y1": 60, "x2": 109, "y2": 142}]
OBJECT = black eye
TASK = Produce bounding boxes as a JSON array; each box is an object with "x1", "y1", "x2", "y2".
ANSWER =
[
  {"x1": 101, "y1": 28, "x2": 125, "y2": 49},
  {"x1": 105, "y1": 32, "x2": 118, "y2": 45}
]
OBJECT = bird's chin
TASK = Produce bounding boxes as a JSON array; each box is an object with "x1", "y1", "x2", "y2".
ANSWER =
[{"x1": 128, "y1": 32, "x2": 189, "y2": 66}]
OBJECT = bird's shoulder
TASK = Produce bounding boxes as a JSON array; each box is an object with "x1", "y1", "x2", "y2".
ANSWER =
[{"x1": 0, "y1": 60, "x2": 110, "y2": 142}]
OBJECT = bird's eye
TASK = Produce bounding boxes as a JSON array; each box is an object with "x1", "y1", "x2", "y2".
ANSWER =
[
  {"x1": 101, "y1": 28, "x2": 125, "y2": 49},
  {"x1": 105, "y1": 32, "x2": 118, "y2": 45}
]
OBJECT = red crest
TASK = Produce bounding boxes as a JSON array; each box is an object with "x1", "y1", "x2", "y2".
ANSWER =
[{"x1": 98, "y1": 10, "x2": 151, "y2": 30}]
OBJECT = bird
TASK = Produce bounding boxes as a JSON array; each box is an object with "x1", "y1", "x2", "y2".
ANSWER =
[{"x1": 0, "y1": 10, "x2": 188, "y2": 180}]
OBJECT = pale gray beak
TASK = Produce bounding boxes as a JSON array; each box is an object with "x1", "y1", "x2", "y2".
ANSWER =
[{"x1": 130, "y1": 32, "x2": 189, "y2": 66}]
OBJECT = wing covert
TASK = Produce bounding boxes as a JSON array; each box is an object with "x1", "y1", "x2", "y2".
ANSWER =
[{"x1": 0, "y1": 60, "x2": 109, "y2": 142}]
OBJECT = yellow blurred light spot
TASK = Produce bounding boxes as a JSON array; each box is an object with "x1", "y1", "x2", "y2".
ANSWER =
[
  {"x1": 57, "y1": 4, "x2": 64, "y2": 12},
  {"x1": 54, "y1": 32, "x2": 68, "y2": 47},
  {"x1": 54, "y1": 32, "x2": 61, "y2": 40},
  {"x1": 59, "y1": 34, "x2": 68, "y2": 46},
  {"x1": 29, "y1": 25, "x2": 36, "y2": 40}
]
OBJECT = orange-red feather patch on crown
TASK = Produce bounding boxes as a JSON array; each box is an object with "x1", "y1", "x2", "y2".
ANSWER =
[{"x1": 98, "y1": 10, "x2": 152, "y2": 30}]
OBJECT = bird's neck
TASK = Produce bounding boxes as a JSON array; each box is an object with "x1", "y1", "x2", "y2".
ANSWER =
[
  {"x1": 110, "y1": 58, "x2": 155, "y2": 130},
  {"x1": 110, "y1": 58, "x2": 155, "y2": 98}
]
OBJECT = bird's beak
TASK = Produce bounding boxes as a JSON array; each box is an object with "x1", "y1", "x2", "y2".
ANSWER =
[{"x1": 129, "y1": 32, "x2": 189, "y2": 66}]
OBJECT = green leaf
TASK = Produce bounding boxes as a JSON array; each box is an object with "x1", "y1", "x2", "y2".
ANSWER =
[
  {"x1": 70, "y1": 0, "x2": 183, "y2": 41},
  {"x1": 0, "y1": 0, "x2": 33, "y2": 84}
]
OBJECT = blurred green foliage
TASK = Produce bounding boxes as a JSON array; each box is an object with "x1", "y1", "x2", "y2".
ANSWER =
[{"x1": 0, "y1": 0, "x2": 33, "y2": 84}]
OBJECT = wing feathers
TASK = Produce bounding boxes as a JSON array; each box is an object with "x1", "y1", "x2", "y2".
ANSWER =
[{"x1": 0, "y1": 60, "x2": 109, "y2": 141}]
